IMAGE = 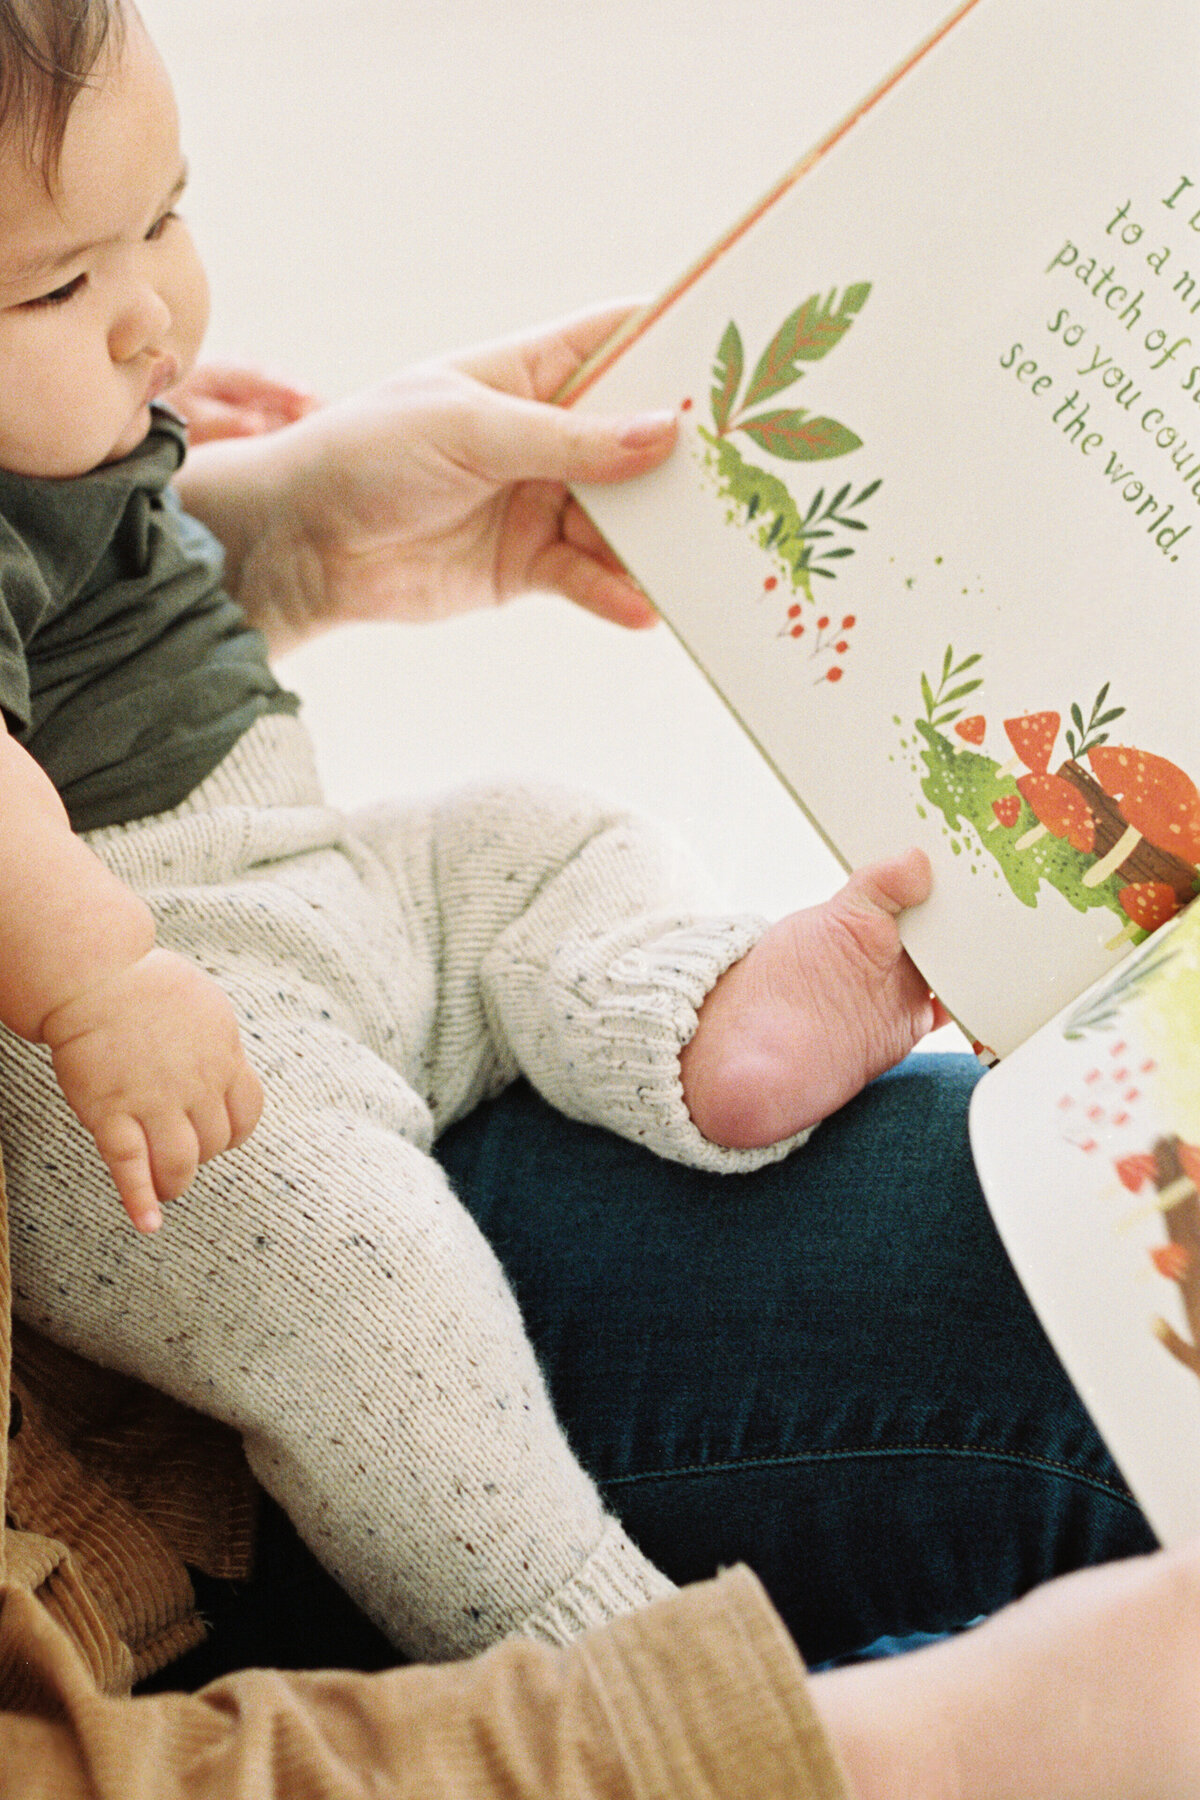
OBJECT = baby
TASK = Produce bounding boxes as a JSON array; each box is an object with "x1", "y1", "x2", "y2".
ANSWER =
[{"x1": 0, "y1": 0, "x2": 940, "y2": 1658}]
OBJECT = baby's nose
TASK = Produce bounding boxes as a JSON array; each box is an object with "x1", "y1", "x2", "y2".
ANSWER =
[{"x1": 109, "y1": 285, "x2": 173, "y2": 364}]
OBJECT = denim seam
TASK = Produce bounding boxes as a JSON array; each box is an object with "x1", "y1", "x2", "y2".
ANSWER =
[{"x1": 604, "y1": 1444, "x2": 1140, "y2": 1508}]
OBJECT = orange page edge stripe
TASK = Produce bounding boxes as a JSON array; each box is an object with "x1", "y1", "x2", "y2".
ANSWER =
[{"x1": 559, "y1": 0, "x2": 987, "y2": 406}]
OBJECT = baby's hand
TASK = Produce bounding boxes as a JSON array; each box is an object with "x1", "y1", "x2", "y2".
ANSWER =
[
  {"x1": 681, "y1": 849, "x2": 944, "y2": 1148},
  {"x1": 40, "y1": 948, "x2": 263, "y2": 1234}
]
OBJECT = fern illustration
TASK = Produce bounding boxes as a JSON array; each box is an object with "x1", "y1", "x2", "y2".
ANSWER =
[
  {"x1": 1065, "y1": 683, "x2": 1126, "y2": 760},
  {"x1": 921, "y1": 645, "x2": 984, "y2": 729}
]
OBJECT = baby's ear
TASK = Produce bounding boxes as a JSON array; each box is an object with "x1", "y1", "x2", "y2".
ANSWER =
[{"x1": 165, "y1": 363, "x2": 321, "y2": 444}]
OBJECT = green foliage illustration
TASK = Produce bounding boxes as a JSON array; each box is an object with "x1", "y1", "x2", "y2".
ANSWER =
[
  {"x1": 698, "y1": 284, "x2": 879, "y2": 609},
  {"x1": 1061, "y1": 940, "x2": 1181, "y2": 1040},
  {"x1": 920, "y1": 646, "x2": 983, "y2": 731},
  {"x1": 1065, "y1": 682, "x2": 1125, "y2": 761},
  {"x1": 904, "y1": 655, "x2": 1200, "y2": 944},
  {"x1": 709, "y1": 286, "x2": 871, "y2": 453}
]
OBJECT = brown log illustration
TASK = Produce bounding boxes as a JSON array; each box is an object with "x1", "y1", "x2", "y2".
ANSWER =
[
  {"x1": 1150, "y1": 1136, "x2": 1200, "y2": 1378},
  {"x1": 1058, "y1": 761, "x2": 1200, "y2": 905}
]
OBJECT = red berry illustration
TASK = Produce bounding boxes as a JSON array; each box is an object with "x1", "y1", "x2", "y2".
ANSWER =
[
  {"x1": 826, "y1": 666, "x2": 844, "y2": 683},
  {"x1": 842, "y1": 615, "x2": 856, "y2": 630}
]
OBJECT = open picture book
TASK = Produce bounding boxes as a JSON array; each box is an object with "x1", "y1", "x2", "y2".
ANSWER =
[
  {"x1": 970, "y1": 899, "x2": 1200, "y2": 1547},
  {"x1": 565, "y1": 0, "x2": 1200, "y2": 1537},
  {"x1": 567, "y1": 0, "x2": 1200, "y2": 1064}
]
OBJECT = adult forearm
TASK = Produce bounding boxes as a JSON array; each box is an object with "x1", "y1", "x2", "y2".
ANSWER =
[
  {"x1": 0, "y1": 1571, "x2": 847, "y2": 1800},
  {"x1": 808, "y1": 1542, "x2": 1200, "y2": 1800}
]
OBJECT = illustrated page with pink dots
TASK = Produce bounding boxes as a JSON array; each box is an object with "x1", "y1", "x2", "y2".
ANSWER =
[
  {"x1": 970, "y1": 897, "x2": 1200, "y2": 1544},
  {"x1": 570, "y1": 0, "x2": 1200, "y2": 1058}
]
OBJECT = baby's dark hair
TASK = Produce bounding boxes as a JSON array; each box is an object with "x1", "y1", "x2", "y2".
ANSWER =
[{"x1": 0, "y1": 0, "x2": 124, "y2": 181}]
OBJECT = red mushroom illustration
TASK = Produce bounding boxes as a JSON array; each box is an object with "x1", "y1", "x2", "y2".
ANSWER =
[
  {"x1": 1014, "y1": 772, "x2": 1096, "y2": 854},
  {"x1": 1001, "y1": 711, "x2": 1060, "y2": 777},
  {"x1": 1106, "y1": 882, "x2": 1181, "y2": 949},
  {"x1": 1079, "y1": 748, "x2": 1200, "y2": 897},
  {"x1": 954, "y1": 714, "x2": 986, "y2": 747},
  {"x1": 989, "y1": 793, "x2": 1021, "y2": 832}
]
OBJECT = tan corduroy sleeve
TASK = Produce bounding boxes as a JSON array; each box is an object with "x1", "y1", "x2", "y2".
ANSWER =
[{"x1": 0, "y1": 1566, "x2": 852, "y2": 1800}]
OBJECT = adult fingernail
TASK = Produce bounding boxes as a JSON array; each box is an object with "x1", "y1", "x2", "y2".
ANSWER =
[{"x1": 618, "y1": 411, "x2": 677, "y2": 449}]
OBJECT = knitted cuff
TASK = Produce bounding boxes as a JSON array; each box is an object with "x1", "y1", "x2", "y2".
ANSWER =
[
  {"x1": 518, "y1": 1517, "x2": 678, "y2": 1646},
  {"x1": 547, "y1": 913, "x2": 814, "y2": 1173}
]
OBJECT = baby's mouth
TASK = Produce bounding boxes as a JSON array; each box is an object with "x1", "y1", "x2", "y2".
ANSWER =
[{"x1": 142, "y1": 356, "x2": 180, "y2": 406}]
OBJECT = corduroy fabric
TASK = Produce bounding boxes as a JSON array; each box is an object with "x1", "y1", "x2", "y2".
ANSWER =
[{"x1": 0, "y1": 1167, "x2": 256, "y2": 1699}]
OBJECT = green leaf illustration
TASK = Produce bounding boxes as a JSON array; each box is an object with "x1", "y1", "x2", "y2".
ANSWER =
[
  {"x1": 940, "y1": 679, "x2": 984, "y2": 707},
  {"x1": 738, "y1": 411, "x2": 863, "y2": 461},
  {"x1": 741, "y1": 284, "x2": 871, "y2": 410},
  {"x1": 711, "y1": 322, "x2": 744, "y2": 432}
]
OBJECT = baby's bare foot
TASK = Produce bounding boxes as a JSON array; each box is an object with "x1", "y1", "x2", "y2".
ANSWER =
[{"x1": 681, "y1": 849, "x2": 939, "y2": 1148}]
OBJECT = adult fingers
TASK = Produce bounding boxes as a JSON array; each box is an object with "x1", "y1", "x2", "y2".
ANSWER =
[
  {"x1": 452, "y1": 299, "x2": 649, "y2": 401},
  {"x1": 455, "y1": 381, "x2": 678, "y2": 488}
]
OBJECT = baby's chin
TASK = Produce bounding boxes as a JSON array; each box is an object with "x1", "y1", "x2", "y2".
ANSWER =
[{"x1": 98, "y1": 404, "x2": 156, "y2": 469}]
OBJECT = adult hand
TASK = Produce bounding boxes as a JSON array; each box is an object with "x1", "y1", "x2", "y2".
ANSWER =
[
  {"x1": 166, "y1": 362, "x2": 320, "y2": 444},
  {"x1": 812, "y1": 1539, "x2": 1200, "y2": 1800},
  {"x1": 174, "y1": 303, "x2": 677, "y2": 654}
]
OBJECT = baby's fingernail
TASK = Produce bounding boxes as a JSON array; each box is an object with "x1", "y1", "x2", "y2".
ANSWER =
[{"x1": 618, "y1": 411, "x2": 677, "y2": 449}]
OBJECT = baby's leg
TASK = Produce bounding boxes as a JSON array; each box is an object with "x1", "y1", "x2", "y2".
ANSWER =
[
  {"x1": 0, "y1": 986, "x2": 671, "y2": 1661},
  {"x1": 680, "y1": 848, "x2": 941, "y2": 1148}
]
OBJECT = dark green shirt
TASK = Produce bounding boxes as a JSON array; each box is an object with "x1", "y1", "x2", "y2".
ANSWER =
[{"x1": 0, "y1": 409, "x2": 299, "y2": 831}]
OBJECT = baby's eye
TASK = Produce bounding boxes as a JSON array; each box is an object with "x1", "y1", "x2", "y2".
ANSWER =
[
  {"x1": 25, "y1": 272, "x2": 87, "y2": 309},
  {"x1": 145, "y1": 210, "x2": 179, "y2": 243}
]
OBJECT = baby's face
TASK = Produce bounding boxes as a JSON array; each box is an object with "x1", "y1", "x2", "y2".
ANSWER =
[{"x1": 0, "y1": 15, "x2": 209, "y2": 477}]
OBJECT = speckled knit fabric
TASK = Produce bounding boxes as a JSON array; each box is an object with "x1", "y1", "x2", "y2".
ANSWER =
[{"x1": 0, "y1": 714, "x2": 806, "y2": 1660}]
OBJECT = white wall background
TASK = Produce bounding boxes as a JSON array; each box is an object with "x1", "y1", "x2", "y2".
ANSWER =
[{"x1": 138, "y1": 0, "x2": 965, "y2": 1045}]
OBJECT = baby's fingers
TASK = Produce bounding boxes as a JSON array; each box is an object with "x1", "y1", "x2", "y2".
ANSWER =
[
  {"x1": 93, "y1": 1116, "x2": 163, "y2": 1235},
  {"x1": 226, "y1": 1063, "x2": 264, "y2": 1148},
  {"x1": 142, "y1": 1113, "x2": 202, "y2": 1210}
]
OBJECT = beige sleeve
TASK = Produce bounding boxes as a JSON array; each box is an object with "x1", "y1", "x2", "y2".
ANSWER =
[{"x1": 0, "y1": 1567, "x2": 851, "y2": 1800}]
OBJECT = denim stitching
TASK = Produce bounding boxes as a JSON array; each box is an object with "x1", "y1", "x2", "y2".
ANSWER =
[{"x1": 604, "y1": 1443, "x2": 1140, "y2": 1508}]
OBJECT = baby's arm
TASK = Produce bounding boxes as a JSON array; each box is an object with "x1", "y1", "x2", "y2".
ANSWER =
[{"x1": 0, "y1": 724, "x2": 262, "y2": 1231}]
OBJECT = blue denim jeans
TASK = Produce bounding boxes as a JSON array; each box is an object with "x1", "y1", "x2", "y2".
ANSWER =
[{"x1": 146, "y1": 1053, "x2": 1154, "y2": 1687}]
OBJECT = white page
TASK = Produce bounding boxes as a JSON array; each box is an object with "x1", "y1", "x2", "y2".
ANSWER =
[
  {"x1": 970, "y1": 899, "x2": 1200, "y2": 1546},
  {"x1": 572, "y1": 0, "x2": 1200, "y2": 1055}
]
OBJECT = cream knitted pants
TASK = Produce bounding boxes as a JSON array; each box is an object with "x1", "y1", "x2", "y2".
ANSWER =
[{"x1": 0, "y1": 715, "x2": 762, "y2": 1659}]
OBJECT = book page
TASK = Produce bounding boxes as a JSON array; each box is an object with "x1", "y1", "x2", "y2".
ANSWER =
[
  {"x1": 571, "y1": 0, "x2": 1200, "y2": 1056},
  {"x1": 970, "y1": 898, "x2": 1200, "y2": 1547}
]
